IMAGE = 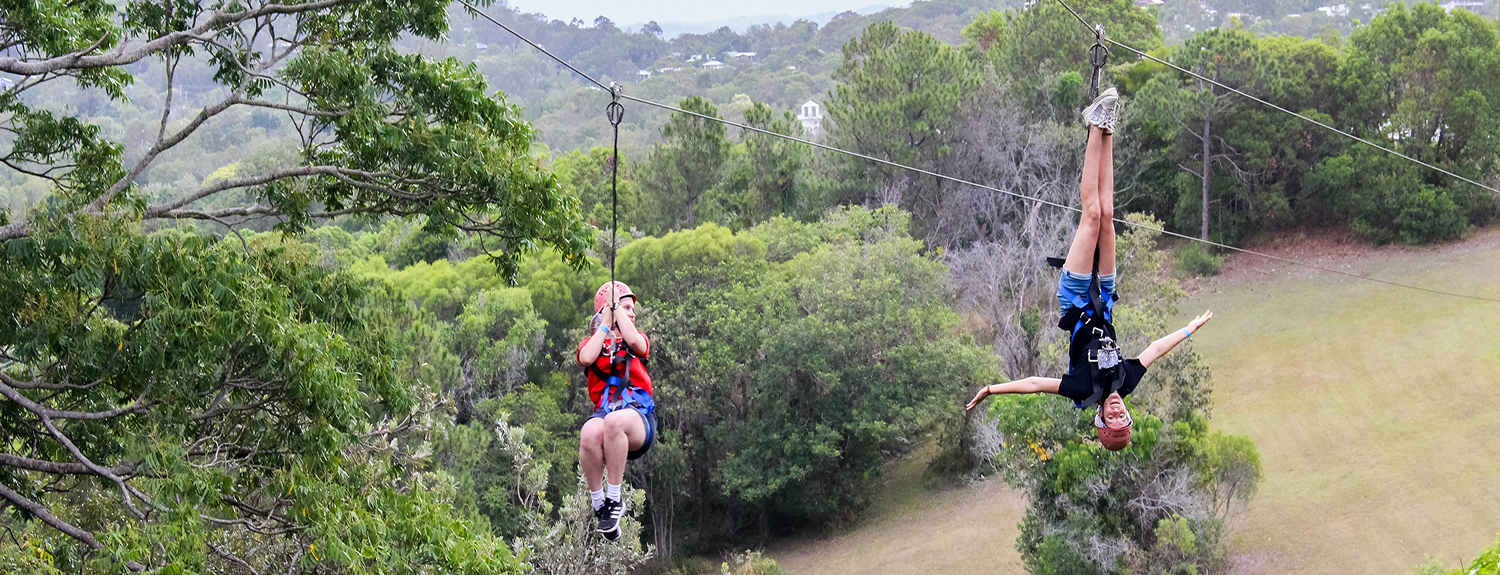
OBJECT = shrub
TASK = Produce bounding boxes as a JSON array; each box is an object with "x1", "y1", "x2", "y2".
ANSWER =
[{"x1": 1174, "y1": 242, "x2": 1224, "y2": 277}]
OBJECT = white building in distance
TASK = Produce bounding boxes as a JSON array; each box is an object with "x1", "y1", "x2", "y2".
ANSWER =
[{"x1": 797, "y1": 100, "x2": 823, "y2": 138}]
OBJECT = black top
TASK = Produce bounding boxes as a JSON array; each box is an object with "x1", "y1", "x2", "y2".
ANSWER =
[{"x1": 1058, "y1": 359, "x2": 1147, "y2": 407}]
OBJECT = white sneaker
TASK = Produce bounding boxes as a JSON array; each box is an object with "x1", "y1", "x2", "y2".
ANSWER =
[{"x1": 1082, "y1": 87, "x2": 1120, "y2": 134}]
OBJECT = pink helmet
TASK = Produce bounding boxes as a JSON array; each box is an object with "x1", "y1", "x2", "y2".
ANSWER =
[
  {"x1": 1095, "y1": 412, "x2": 1133, "y2": 451},
  {"x1": 593, "y1": 281, "x2": 636, "y2": 313}
]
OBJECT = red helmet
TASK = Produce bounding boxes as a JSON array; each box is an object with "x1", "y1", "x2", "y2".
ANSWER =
[
  {"x1": 1095, "y1": 412, "x2": 1133, "y2": 451},
  {"x1": 593, "y1": 281, "x2": 636, "y2": 313}
]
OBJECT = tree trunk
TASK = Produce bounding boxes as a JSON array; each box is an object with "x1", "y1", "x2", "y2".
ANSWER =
[{"x1": 1201, "y1": 112, "x2": 1212, "y2": 241}]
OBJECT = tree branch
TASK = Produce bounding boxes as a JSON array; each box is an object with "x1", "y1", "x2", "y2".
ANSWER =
[
  {"x1": 0, "y1": 452, "x2": 140, "y2": 476},
  {"x1": 0, "y1": 0, "x2": 354, "y2": 77},
  {"x1": 144, "y1": 165, "x2": 410, "y2": 217},
  {"x1": 207, "y1": 541, "x2": 264, "y2": 575},
  {"x1": 0, "y1": 477, "x2": 104, "y2": 549},
  {"x1": 0, "y1": 374, "x2": 155, "y2": 419}
]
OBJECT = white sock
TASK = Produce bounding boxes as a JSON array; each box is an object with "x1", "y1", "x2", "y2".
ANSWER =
[
  {"x1": 606, "y1": 483, "x2": 621, "y2": 502},
  {"x1": 590, "y1": 489, "x2": 605, "y2": 510}
]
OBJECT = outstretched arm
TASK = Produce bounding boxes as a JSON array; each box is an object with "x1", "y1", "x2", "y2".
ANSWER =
[
  {"x1": 1136, "y1": 310, "x2": 1213, "y2": 369},
  {"x1": 965, "y1": 377, "x2": 1063, "y2": 411}
]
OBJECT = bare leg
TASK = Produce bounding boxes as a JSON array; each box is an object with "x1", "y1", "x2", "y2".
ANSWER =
[
  {"x1": 580, "y1": 419, "x2": 607, "y2": 492},
  {"x1": 601, "y1": 410, "x2": 647, "y2": 486},
  {"x1": 1098, "y1": 130, "x2": 1116, "y2": 276},
  {"x1": 1063, "y1": 126, "x2": 1108, "y2": 275}
]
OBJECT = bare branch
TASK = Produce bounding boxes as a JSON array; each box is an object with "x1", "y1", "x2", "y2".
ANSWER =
[
  {"x1": 93, "y1": 95, "x2": 244, "y2": 210},
  {"x1": 0, "y1": 373, "x2": 155, "y2": 419},
  {"x1": 144, "y1": 165, "x2": 408, "y2": 217},
  {"x1": 0, "y1": 477, "x2": 105, "y2": 549},
  {"x1": 240, "y1": 99, "x2": 346, "y2": 117},
  {"x1": 207, "y1": 541, "x2": 264, "y2": 575},
  {"x1": 0, "y1": 452, "x2": 140, "y2": 477}
]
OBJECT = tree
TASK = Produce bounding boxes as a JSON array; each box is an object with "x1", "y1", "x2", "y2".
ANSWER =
[
  {"x1": 640, "y1": 96, "x2": 731, "y2": 233},
  {"x1": 0, "y1": 0, "x2": 592, "y2": 569},
  {"x1": 824, "y1": 21, "x2": 977, "y2": 234},
  {"x1": 1330, "y1": 2, "x2": 1500, "y2": 241},
  {"x1": 551, "y1": 146, "x2": 641, "y2": 233},
  {"x1": 719, "y1": 102, "x2": 817, "y2": 227},
  {"x1": 962, "y1": 0, "x2": 1162, "y2": 118},
  {"x1": 616, "y1": 208, "x2": 1001, "y2": 550},
  {"x1": 1134, "y1": 28, "x2": 1276, "y2": 241},
  {"x1": 0, "y1": 227, "x2": 523, "y2": 573}
]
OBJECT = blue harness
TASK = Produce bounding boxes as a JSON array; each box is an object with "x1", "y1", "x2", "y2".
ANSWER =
[
  {"x1": 1048, "y1": 249, "x2": 1127, "y2": 409},
  {"x1": 591, "y1": 341, "x2": 654, "y2": 415}
]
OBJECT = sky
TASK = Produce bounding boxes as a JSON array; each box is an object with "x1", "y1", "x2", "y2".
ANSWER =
[{"x1": 503, "y1": 0, "x2": 901, "y2": 32}]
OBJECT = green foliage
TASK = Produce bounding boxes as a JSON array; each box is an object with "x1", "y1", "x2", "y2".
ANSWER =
[
  {"x1": 1324, "y1": 3, "x2": 1500, "y2": 242},
  {"x1": 1410, "y1": 536, "x2": 1500, "y2": 575},
  {"x1": 825, "y1": 22, "x2": 977, "y2": 221},
  {"x1": 0, "y1": 218, "x2": 519, "y2": 573},
  {"x1": 553, "y1": 146, "x2": 642, "y2": 233},
  {"x1": 390, "y1": 225, "x2": 458, "y2": 268},
  {"x1": 718, "y1": 102, "x2": 821, "y2": 227},
  {"x1": 640, "y1": 96, "x2": 733, "y2": 234},
  {"x1": 617, "y1": 222, "x2": 766, "y2": 300},
  {"x1": 1133, "y1": 28, "x2": 1277, "y2": 242},
  {"x1": 628, "y1": 207, "x2": 999, "y2": 547},
  {"x1": 0, "y1": 0, "x2": 601, "y2": 567},
  {"x1": 1173, "y1": 242, "x2": 1224, "y2": 277},
  {"x1": 450, "y1": 288, "x2": 547, "y2": 420},
  {"x1": 963, "y1": 0, "x2": 1162, "y2": 117},
  {"x1": 1311, "y1": 148, "x2": 1470, "y2": 244}
]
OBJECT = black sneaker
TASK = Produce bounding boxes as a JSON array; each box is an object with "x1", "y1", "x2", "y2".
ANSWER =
[{"x1": 596, "y1": 497, "x2": 623, "y2": 540}]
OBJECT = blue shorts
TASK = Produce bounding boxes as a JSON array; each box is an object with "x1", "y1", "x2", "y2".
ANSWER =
[
  {"x1": 590, "y1": 404, "x2": 657, "y2": 460},
  {"x1": 1057, "y1": 270, "x2": 1116, "y2": 315}
]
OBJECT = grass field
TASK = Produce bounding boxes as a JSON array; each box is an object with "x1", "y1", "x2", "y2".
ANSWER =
[
  {"x1": 765, "y1": 445, "x2": 1029, "y2": 575},
  {"x1": 1183, "y1": 227, "x2": 1500, "y2": 574},
  {"x1": 766, "y1": 227, "x2": 1500, "y2": 575}
]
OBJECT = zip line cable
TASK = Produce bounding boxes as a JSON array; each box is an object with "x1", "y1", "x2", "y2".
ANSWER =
[
  {"x1": 621, "y1": 93, "x2": 1500, "y2": 303},
  {"x1": 466, "y1": 7, "x2": 1500, "y2": 303},
  {"x1": 1053, "y1": 0, "x2": 1500, "y2": 198}
]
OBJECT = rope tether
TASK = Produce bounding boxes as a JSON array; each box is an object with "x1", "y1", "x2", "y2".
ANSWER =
[
  {"x1": 1088, "y1": 25, "x2": 1108, "y2": 99},
  {"x1": 606, "y1": 83, "x2": 624, "y2": 312}
]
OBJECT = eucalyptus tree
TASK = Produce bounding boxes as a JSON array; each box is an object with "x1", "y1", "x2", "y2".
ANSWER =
[
  {"x1": 0, "y1": 0, "x2": 591, "y2": 571},
  {"x1": 1134, "y1": 28, "x2": 1275, "y2": 241}
]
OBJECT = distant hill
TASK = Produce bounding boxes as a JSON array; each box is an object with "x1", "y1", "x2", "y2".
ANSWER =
[{"x1": 630, "y1": 4, "x2": 895, "y2": 36}]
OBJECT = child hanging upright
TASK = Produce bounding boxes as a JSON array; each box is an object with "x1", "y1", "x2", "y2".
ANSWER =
[{"x1": 576, "y1": 281, "x2": 657, "y2": 540}]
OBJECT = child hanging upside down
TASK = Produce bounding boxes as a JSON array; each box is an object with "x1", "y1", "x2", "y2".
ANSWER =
[
  {"x1": 577, "y1": 281, "x2": 657, "y2": 540},
  {"x1": 964, "y1": 87, "x2": 1214, "y2": 451}
]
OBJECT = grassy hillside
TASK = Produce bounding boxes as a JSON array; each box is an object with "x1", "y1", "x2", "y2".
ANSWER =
[
  {"x1": 766, "y1": 226, "x2": 1500, "y2": 574},
  {"x1": 1182, "y1": 227, "x2": 1500, "y2": 574},
  {"x1": 765, "y1": 445, "x2": 1029, "y2": 575}
]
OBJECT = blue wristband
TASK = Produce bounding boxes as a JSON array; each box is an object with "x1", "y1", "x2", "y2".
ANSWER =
[
  {"x1": 1182, "y1": 328, "x2": 1192, "y2": 338},
  {"x1": 600, "y1": 325, "x2": 611, "y2": 335}
]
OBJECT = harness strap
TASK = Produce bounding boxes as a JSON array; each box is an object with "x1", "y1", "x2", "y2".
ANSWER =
[{"x1": 590, "y1": 339, "x2": 654, "y2": 415}]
